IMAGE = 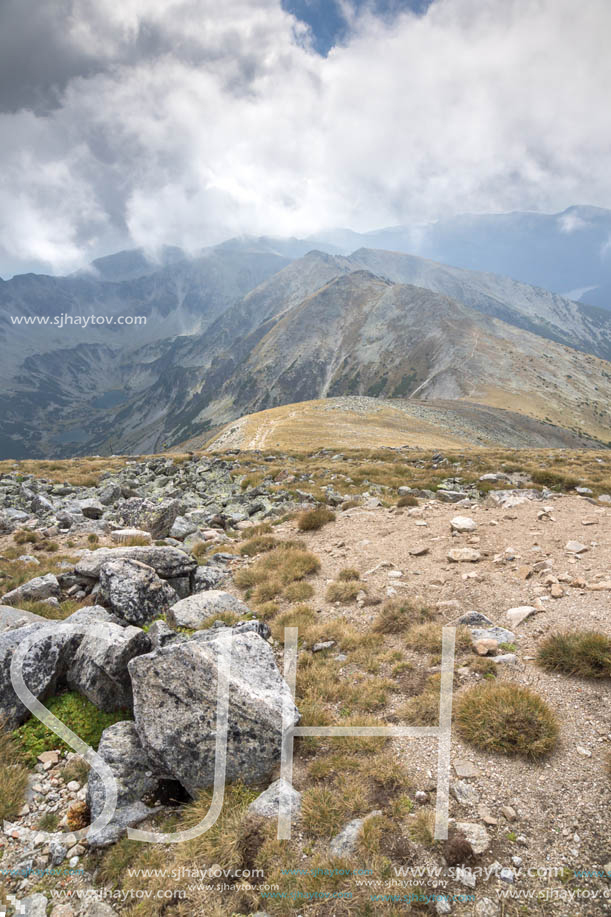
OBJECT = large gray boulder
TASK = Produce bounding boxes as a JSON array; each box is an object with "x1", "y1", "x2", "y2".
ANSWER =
[
  {"x1": 166, "y1": 591, "x2": 251, "y2": 630},
  {"x1": 87, "y1": 720, "x2": 160, "y2": 846},
  {"x1": 98, "y1": 559, "x2": 177, "y2": 627},
  {"x1": 129, "y1": 628, "x2": 299, "y2": 795},
  {"x1": 66, "y1": 621, "x2": 151, "y2": 712},
  {"x1": 75, "y1": 546, "x2": 196, "y2": 583},
  {"x1": 0, "y1": 605, "x2": 49, "y2": 634},
  {"x1": 0, "y1": 623, "x2": 80, "y2": 728},
  {"x1": 107, "y1": 497, "x2": 181, "y2": 539},
  {"x1": 2, "y1": 573, "x2": 60, "y2": 605}
]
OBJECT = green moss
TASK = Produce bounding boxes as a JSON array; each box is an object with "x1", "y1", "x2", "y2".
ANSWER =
[{"x1": 13, "y1": 691, "x2": 130, "y2": 766}]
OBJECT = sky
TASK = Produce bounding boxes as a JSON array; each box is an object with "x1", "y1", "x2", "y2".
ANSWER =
[{"x1": 0, "y1": 0, "x2": 609, "y2": 277}]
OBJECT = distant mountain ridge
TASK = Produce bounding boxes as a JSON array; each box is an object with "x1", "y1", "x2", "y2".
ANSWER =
[{"x1": 0, "y1": 231, "x2": 610, "y2": 458}]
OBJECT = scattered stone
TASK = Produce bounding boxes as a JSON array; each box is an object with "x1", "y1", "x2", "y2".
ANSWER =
[
  {"x1": 474, "y1": 639, "x2": 498, "y2": 656},
  {"x1": 406, "y1": 543, "x2": 429, "y2": 558},
  {"x1": 505, "y1": 606, "x2": 536, "y2": 627},
  {"x1": 447, "y1": 548, "x2": 481, "y2": 563},
  {"x1": 565, "y1": 541, "x2": 588, "y2": 554},
  {"x1": 451, "y1": 516, "x2": 477, "y2": 533},
  {"x1": 501, "y1": 805, "x2": 517, "y2": 821},
  {"x1": 454, "y1": 822, "x2": 490, "y2": 855},
  {"x1": 550, "y1": 584, "x2": 564, "y2": 598},
  {"x1": 249, "y1": 779, "x2": 302, "y2": 819},
  {"x1": 453, "y1": 760, "x2": 480, "y2": 779},
  {"x1": 452, "y1": 781, "x2": 479, "y2": 806},
  {"x1": 470, "y1": 626, "x2": 515, "y2": 645},
  {"x1": 329, "y1": 811, "x2": 382, "y2": 857}
]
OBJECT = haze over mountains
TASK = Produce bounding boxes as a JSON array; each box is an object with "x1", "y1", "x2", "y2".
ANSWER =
[{"x1": 1, "y1": 207, "x2": 611, "y2": 459}]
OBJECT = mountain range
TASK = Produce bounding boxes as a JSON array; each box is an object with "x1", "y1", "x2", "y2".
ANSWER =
[{"x1": 1, "y1": 210, "x2": 610, "y2": 458}]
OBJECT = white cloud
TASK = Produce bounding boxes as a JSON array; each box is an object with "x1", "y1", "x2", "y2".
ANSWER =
[{"x1": 0, "y1": 0, "x2": 610, "y2": 275}]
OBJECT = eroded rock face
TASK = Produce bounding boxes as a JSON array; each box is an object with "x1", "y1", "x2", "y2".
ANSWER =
[
  {"x1": 129, "y1": 628, "x2": 299, "y2": 794},
  {"x1": 98, "y1": 559, "x2": 178, "y2": 627}
]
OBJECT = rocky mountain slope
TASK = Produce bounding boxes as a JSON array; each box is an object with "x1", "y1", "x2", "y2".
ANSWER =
[
  {"x1": 1, "y1": 242, "x2": 611, "y2": 458},
  {"x1": 315, "y1": 205, "x2": 611, "y2": 308}
]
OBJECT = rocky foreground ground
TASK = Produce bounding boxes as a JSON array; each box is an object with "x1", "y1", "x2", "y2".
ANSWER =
[{"x1": 0, "y1": 449, "x2": 609, "y2": 916}]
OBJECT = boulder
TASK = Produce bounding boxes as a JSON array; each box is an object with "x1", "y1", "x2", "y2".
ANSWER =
[
  {"x1": 79, "y1": 499, "x2": 104, "y2": 520},
  {"x1": 249, "y1": 779, "x2": 302, "y2": 819},
  {"x1": 169, "y1": 516, "x2": 198, "y2": 539},
  {"x1": 0, "y1": 604, "x2": 49, "y2": 634},
  {"x1": 166, "y1": 591, "x2": 251, "y2": 630},
  {"x1": 110, "y1": 528, "x2": 152, "y2": 545},
  {"x1": 98, "y1": 559, "x2": 177, "y2": 626},
  {"x1": 0, "y1": 623, "x2": 81, "y2": 728},
  {"x1": 193, "y1": 564, "x2": 228, "y2": 592},
  {"x1": 107, "y1": 497, "x2": 181, "y2": 539},
  {"x1": 147, "y1": 619, "x2": 185, "y2": 648},
  {"x1": 66, "y1": 621, "x2": 151, "y2": 712},
  {"x1": 2, "y1": 573, "x2": 60, "y2": 605},
  {"x1": 75, "y1": 546, "x2": 196, "y2": 582},
  {"x1": 87, "y1": 721, "x2": 159, "y2": 846},
  {"x1": 129, "y1": 628, "x2": 299, "y2": 794}
]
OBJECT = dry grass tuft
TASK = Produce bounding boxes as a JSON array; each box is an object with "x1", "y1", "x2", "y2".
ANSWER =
[
  {"x1": 297, "y1": 506, "x2": 336, "y2": 532},
  {"x1": 0, "y1": 722, "x2": 29, "y2": 822},
  {"x1": 337, "y1": 567, "x2": 360, "y2": 582},
  {"x1": 374, "y1": 598, "x2": 434, "y2": 634},
  {"x1": 397, "y1": 494, "x2": 419, "y2": 507},
  {"x1": 326, "y1": 580, "x2": 363, "y2": 604},
  {"x1": 456, "y1": 681, "x2": 559, "y2": 760},
  {"x1": 239, "y1": 535, "x2": 279, "y2": 556},
  {"x1": 536, "y1": 631, "x2": 611, "y2": 679}
]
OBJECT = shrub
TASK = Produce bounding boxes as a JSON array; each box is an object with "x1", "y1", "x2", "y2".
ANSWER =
[
  {"x1": 397, "y1": 494, "x2": 419, "y2": 507},
  {"x1": 455, "y1": 682, "x2": 559, "y2": 760},
  {"x1": 13, "y1": 692, "x2": 130, "y2": 766},
  {"x1": 537, "y1": 631, "x2": 611, "y2": 679},
  {"x1": 87, "y1": 533, "x2": 100, "y2": 545},
  {"x1": 297, "y1": 507, "x2": 336, "y2": 532}
]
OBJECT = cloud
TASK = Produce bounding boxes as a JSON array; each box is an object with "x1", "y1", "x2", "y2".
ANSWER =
[{"x1": 0, "y1": 0, "x2": 610, "y2": 276}]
